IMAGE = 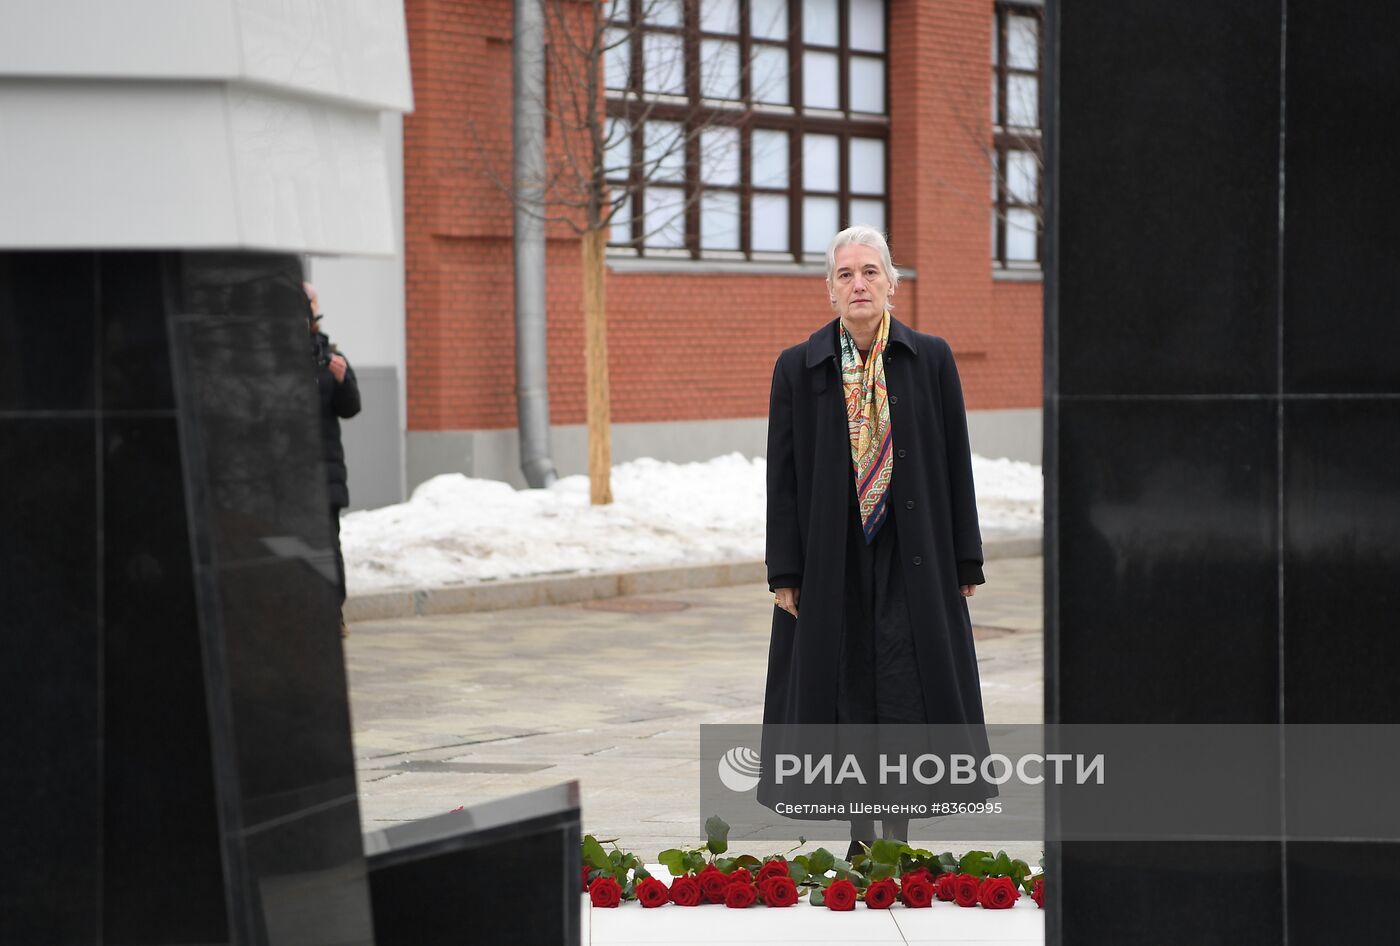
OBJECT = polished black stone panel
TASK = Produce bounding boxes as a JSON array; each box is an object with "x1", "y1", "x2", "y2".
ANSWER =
[
  {"x1": 367, "y1": 783, "x2": 583, "y2": 946},
  {"x1": 3, "y1": 248, "x2": 369, "y2": 944},
  {"x1": 1283, "y1": 3, "x2": 1400, "y2": 394},
  {"x1": 1061, "y1": 842, "x2": 1283, "y2": 945},
  {"x1": 0, "y1": 253, "x2": 97, "y2": 411},
  {"x1": 100, "y1": 254, "x2": 177, "y2": 412},
  {"x1": 167, "y1": 254, "x2": 330, "y2": 569},
  {"x1": 1056, "y1": 399, "x2": 1279, "y2": 723},
  {"x1": 1057, "y1": 1, "x2": 1281, "y2": 396},
  {"x1": 166, "y1": 252, "x2": 371, "y2": 946},
  {"x1": 1282, "y1": 400, "x2": 1400, "y2": 723},
  {"x1": 101, "y1": 416, "x2": 228, "y2": 945},
  {"x1": 216, "y1": 558, "x2": 355, "y2": 816},
  {"x1": 0, "y1": 418, "x2": 100, "y2": 945},
  {"x1": 1286, "y1": 842, "x2": 1400, "y2": 941}
]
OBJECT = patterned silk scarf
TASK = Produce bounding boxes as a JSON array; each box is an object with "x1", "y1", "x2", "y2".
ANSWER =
[{"x1": 839, "y1": 310, "x2": 895, "y2": 543}]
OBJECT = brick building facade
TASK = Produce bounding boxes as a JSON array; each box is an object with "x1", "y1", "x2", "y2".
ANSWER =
[{"x1": 401, "y1": 0, "x2": 1043, "y2": 488}]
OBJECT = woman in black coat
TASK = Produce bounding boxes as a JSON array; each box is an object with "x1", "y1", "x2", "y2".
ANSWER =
[{"x1": 761, "y1": 226, "x2": 992, "y2": 855}]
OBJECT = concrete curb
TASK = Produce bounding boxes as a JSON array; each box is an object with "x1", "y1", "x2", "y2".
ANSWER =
[{"x1": 344, "y1": 535, "x2": 1041, "y2": 622}]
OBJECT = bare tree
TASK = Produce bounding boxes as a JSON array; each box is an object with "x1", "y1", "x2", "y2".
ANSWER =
[
  {"x1": 483, "y1": 0, "x2": 766, "y2": 504},
  {"x1": 917, "y1": 3, "x2": 1045, "y2": 267}
]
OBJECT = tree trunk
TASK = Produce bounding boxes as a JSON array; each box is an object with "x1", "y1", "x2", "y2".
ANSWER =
[{"x1": 581, "y1": 227, "x2": 612, "y2": 505}]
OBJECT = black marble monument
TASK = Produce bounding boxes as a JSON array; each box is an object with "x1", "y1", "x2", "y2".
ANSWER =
[{"x1": 1047, "y1": 1, "x2": 1400, "y2": 942}]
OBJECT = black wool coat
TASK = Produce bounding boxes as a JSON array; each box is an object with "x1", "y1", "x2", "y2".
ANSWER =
[
  {"x1": 763, "y1": 316, "x2": 989, "y2": 728},
  {"x1": 312, "y1": 331, "x2": 361, "y2": 509}
]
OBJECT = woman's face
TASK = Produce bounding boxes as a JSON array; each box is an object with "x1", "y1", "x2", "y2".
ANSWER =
[{"x1": 828, "y1": 244, "x2": 892, "y2": 322}]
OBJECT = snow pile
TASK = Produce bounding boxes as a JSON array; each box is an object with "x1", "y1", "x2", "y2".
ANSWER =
[{"x1": 343, "y1": 452, "x2": 1041, "y2": 594}]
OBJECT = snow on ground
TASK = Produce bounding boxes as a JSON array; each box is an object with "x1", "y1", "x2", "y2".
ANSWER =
[{"x1": 342, "y1": 453, "x2": 1042, "y2": 595}]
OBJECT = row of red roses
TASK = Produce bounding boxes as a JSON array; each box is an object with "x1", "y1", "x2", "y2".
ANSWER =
[{"x1": 586, "y1": 856, "x2": 1045, "y2": 911}]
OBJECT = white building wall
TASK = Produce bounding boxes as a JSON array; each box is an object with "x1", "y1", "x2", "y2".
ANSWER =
[{"x1": 308, "y1": 113, "x2": 408, "y2": 510}]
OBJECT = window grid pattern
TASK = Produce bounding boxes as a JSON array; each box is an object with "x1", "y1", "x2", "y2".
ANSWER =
[
  {"x1": 992, "y1": 1, "x2": 1044, "y2": 269},
  {"x1": 605, "y1": 0, "x2": 890, "y2": 261}
]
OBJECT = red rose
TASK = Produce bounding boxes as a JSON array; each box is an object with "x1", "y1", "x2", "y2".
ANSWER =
[
  {"x1": 636, "y1": 877, "x2": 670, "y2": 909},
  {"x1": 1032, "y1": 877, "x2": 1045, "y2": 909},
  {"x1": 581, "y1": 865, "x2": 591, "y2": 892},
  {"x1": 759, "y1": 876, "x2": 799, "y2": 907},
  {"x1": 953, "y1": 873, "x2": 981, "y2": 907},
  {"x1": 864, "y1": 878, "x2": 898, "y2": 909},
  {"x1": 756, "y1": 860, "x2": 790, "y2": 884},
  {"x1": 902, "y1": 867, "x2": 934, "y2": 887},
  {"x1": 725, "y1": 883, "x2": 757, "y2": 908},
  {"x1": 934, "y1": 872, "x2": 958, "y2": 901},
  {"x1": 727, "y1": 868, "x2": 754, "y2": 887},
  {"x1": 900, "y1": 875, "x2": 934, "y2": 908},
  {"x1": 825, "y1": 879, "x2": 858, "y2": 911},
  {"x1": 979, "y1": 876, "x2": 1020, "y2": 910},
  {"x1": 669, "y1": 875, "x2": 702, "y2": 907},
  {"x1": 697, "y1": 866, "x2": 729, "y2": 904},
  {"x1": 588, "y1": 876, "x2": 621, "y2": 908}
]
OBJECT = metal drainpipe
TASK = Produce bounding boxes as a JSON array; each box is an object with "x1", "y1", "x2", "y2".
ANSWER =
[{"x1": 512, "y1": 0, "x2": 558, "y2": 488}]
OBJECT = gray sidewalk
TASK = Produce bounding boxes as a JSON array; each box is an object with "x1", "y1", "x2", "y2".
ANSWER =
[{"x1": 345, "y1": 555, "x2": 1043, "y2": 862}]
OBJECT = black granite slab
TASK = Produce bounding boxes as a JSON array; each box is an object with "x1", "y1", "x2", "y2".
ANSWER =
[
  {"x1": 1055, "y1": 399, "x2": 1280, "y2": 724},
  {"x1": 1282, "y1": 1, "x2": 1400, "y2": 394},
  {"x1": 366, "y1": 782, "x2": 583, "y2": 946},
  {"x1": 166, "y1": 252, "x2": 372, "y2": 946},
  {"x1": 0, "y1": 416, "x2": 101, "y2": 945},
  {"x1": 1056, "y1": 0, "x2": 1281, "y2": 397}
]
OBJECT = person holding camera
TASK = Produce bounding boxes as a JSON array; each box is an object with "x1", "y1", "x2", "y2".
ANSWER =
[{"x1": 305, "y1": 282, "x2": 361, "y2": 637}]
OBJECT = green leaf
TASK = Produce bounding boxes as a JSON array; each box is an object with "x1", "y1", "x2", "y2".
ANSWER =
[
  {"x1": 683, "y1": 851, "x2": 707, "y2": 874},
  {"x1": 582, "y1": 836, "x2": 610, "y2": 870},
  {"x1": 1010, "y1": 859, "x2": 1031, "y2": 882},
  {"x1": 807, "y1": 848, "x2": 835, "y2": 876},
  {"x1": 735, "y1": 854, "x2": 761, "y2": 870},
  {"x1": 810, "y1": 888, "x2": 826, "y2": 906},
  {"x1": 869, "y1": 862, "x2": 895, "y2": 881},
  {"x1": 788, "y1": 862, "x2": 809, "y2": 885},
  {"x1": 959, "y1": 850, "x2": 993, "y2": 876},
  {"x1": 714, "y1": 856, "x2": 737, "y2": 873},
  {"x1": 991, "y1": 851, "x2": 1013, "y2": 877},
  {"x1": 704, "y1": 815, "x2": 730, "y2": 856},
  {"x1": 869, "y1": 839, "x2": 908, "y2": 865},
  {"x1": 938, "y1": 851, "x2": 959, "y2": 871},
  {"x1": 633, "y1": 865, "x2": 651, "y2": 881},
  {"x1": 658, "y1": 849, "x2": 686, "y2": 876}
]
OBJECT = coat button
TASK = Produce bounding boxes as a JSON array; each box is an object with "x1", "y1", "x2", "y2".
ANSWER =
[
  {"x1": 890, "y1": 395, "x2": 898, "y2": 405},
  {"x1": 905, "y1": 500, "x2": 915, "y2": 510},
  {"x1": 913, "y1": 556, "x2": 923, "y2": 566},
  {"x1": 897, "y1": 449, "x2": 906, "y2": 458}
]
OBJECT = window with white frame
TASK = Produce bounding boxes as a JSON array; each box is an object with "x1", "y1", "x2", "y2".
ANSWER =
[
  {"x1": 992, "y1": 0, "x2": 1043, "y2": 269},
  {"x1": 605, "y1": 0, "x2": 889, "y2": 261}
]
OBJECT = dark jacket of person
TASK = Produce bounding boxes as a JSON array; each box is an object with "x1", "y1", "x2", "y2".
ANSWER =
[
  {"x1": 312, "y1": 330, "x2": 361, "y2": 509},
  {"x1": 762, "y1": 315, "x2": 987, "y2": 729}
]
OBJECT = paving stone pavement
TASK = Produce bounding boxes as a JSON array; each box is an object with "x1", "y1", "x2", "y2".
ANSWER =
[{"x1": 346, "y1": 556, "x2": 1044, "y2": 863}]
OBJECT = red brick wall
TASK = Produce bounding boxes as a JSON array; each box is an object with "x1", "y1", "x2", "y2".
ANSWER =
[{"x1": 404, "y1": 0, "x2": 1042, "y2": 432}]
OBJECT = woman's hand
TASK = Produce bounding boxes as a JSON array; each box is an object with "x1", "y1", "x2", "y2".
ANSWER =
[
  {"x1": 774, "y1": 587, "x2": 800, "y2": 618},
  {"x1": 959, "y1": 584, "x2": 976, "y2": 598}
]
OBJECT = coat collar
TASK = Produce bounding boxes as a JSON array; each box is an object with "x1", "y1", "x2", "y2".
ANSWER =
[{"x1": 804, "y1": 314, "x2": 919, "y2": 368}]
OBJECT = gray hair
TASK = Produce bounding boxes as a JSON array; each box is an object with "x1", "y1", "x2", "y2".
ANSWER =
[{"x1": 825, "y1": 224, "x2": 900, "y2": 291}]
